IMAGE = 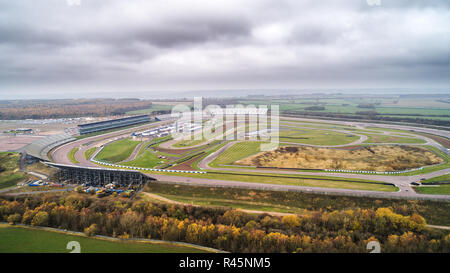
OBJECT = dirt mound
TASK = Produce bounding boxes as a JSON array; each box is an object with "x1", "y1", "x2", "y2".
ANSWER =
[{"x1": 235, "y1": 145, "x2": 443, "y2": 172}]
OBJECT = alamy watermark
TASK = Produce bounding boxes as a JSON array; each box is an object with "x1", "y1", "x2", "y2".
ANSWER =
[
  {"x1": 66, "y1": 241, "x2": 81, "y2": 253},
  {"x1": 366, "y1": 0, "x2": 381, "y2": 6},
  {"x1": 171, "y1": 97, "x2": 279, "y2": 151},
  {"x1": 66, "y1": 0, "x2": 81, "y2": 6}
]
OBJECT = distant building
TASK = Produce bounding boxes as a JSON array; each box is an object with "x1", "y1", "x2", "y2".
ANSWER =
[
  {"x1": 5, "y1": 128, "x2": 33, "y2": 134},
  {"x1": 77, "y1": 115, "x2": 151, "y2": 135}
]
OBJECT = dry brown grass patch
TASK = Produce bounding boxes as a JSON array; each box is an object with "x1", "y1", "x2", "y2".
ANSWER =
[{"x1": 235, "y1": 145, "x2": 443, "y2": 171}]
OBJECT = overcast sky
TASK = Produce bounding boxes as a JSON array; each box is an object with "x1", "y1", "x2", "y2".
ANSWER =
[{"x1": 0, "y1": 0, "x2": 449, "y2": 99}]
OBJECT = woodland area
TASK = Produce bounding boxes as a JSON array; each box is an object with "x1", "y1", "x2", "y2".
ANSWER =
[
  {"x1": 0, "y1": 194, "x2": 449, "y2": 253},
  {"x1": 0, "y1": 99, "x2": 154, "y2": 119}
]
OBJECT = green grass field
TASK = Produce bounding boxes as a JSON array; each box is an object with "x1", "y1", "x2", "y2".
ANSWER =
[
  {"x1": 210, "y1": 141, "x2": 263, "y2": 167},
  {"x1": 95, "y1": 138, "x2": 141, "y2": 163},
  {"x1": 173, "y1": 138, "x2": 207, "y2": 148},
  {"x1": 0, "y1": 152, "x2": 27, "y2": 189},
  {"x1": 242, "y1": 98, "x2": 450, "y2": 122},
  {"x1": 364, "y1": 134, "x2": 426, "y2": 144},
  {"x1": 122, "y1": 147, "x2": 165, "y2": 168},
  {"x1": 145, "y1": 166, "x2": 398, "y2": 192},
  {"x1": 277, "y1": 128, "x2": 359, "y2": 145},
  {"x1": 421, "y1": 174, "x2": 450, "y2": 184},
  {"x1": 68, "y1": 147, "x2": 80, "y2": 163},
  {"x1": 0, "y1": 225, "x2": 208, "y2": 253},
  {"x1": 415, "y1": 185, "x2": 450, "y2": 195},
  {"x1": 84, "y1": 147, "x2": 97, "y2": 159},
  {"x1": 415, "y1": 174, "x2": 450, "y2": 195}
]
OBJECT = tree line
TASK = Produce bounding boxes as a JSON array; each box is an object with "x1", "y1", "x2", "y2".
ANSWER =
[
  {"x1": 283, "y1": 111, "x2": 450, "y2": 127},
  {"x1": 0, "y1": 194, "x2": 449, "y2": 253},
  {"x1": 0, "y1": 99, "x2": 154, "y2": 119}
]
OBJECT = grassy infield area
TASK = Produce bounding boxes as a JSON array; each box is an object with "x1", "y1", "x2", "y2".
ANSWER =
[
  {"x1": 415, "y1": 174, "x2": 450, "y2": 195},
  {"x1": 95, "y1": 138, "x2": 141, "y2": 163}
]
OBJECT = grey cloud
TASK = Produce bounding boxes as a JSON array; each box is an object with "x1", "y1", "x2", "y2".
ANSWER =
[{"x1": 0, "y1": 0, "x2": 449, "y2": 97}]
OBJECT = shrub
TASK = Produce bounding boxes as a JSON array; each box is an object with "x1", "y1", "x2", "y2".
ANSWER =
[
  {"x1": 84, "y1": 223, "x2": 98, "y2": 236},
  {"x1": 31, "y1": 211, "x2": 49, "y2": 226},
  {"x1": 7, "y1": 213, "x2": 22, "y2": 224}
]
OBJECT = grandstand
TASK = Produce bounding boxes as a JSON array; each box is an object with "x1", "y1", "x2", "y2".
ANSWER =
[
  {"x1": 46, "y1": 162, "x2": 153, "y2": 186},
  {"x1": 25, "y1": 133, "x2": 75, "y2": 161},
  {"x1": 77, "y1": 115, "x2": 151, "y2": 135}
]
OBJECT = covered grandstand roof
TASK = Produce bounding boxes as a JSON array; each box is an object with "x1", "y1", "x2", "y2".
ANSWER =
[
  {"x1": 78, "y1": 115, "x2": 150, "y2": 128},
  {"x1": 25, "y1": 133, "x2": 75, "y2": 161}
]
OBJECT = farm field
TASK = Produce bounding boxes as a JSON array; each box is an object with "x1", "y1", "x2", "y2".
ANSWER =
[
  {"x1": 95, "y1": 138, "x2": 141, "y2": 163},
  {"x1": 236, "y1": 145, "x2": 443, "y2": 172},
  {"x1": 240, "y1": 96, "x2": 450, "y2": 126},
  {"x1": 0, "y1": 225, "x2": 209, "y2": 253},
  {"x1": 243, "y1": 99, "x2": 450, "y2": 115},
  {"x1": 126, "y1": 104, "x2": 174, "y2": 115}
]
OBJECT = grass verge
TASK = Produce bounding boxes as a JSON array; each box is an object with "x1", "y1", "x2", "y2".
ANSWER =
[
  {"x1": 95, "y1": 138, "x2": 141, "y2": 163},
  {"x1": 0, "y1": 224, "x2": 208, "y2": 253},
  {"x1": 68, "y1": 147, "x2": 80, "y2": 164}
]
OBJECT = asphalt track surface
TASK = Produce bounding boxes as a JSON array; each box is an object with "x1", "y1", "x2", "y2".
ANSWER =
[{"x1": 50, "y1": 117, "x2": 450, "y2": 201}]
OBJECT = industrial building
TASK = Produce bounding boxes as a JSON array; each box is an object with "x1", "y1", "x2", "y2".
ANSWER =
[{"x1": 77, "y1": 115, "x2": 151, "y2": 135}]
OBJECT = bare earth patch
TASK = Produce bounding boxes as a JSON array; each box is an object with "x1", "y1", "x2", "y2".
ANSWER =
[{"x1": 235, "y1": 145, "x2": 443, "y2": 172}]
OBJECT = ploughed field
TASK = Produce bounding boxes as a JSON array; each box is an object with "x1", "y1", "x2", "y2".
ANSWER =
[{"x1": 235, "y1": 145, "x2": 443, "y2": 172}]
